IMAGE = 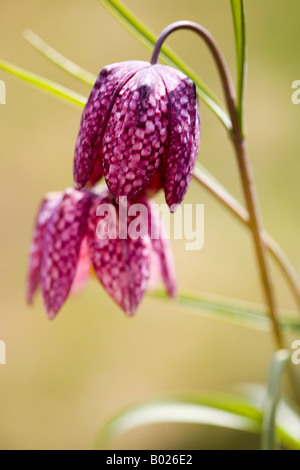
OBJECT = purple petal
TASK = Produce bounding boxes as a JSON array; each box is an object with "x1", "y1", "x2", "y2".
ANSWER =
[
  {"x1": 70, "y1": 237, "x2": 92, "y2": 295},
  {"x1": 141, "y1": 168, "x2": 164, "y2": 198},
  {"x1": 148, "y1": 200, "x2": 177, "y2": 298},
  {"x1": 87, "y1": 195, "x2": 151, "y2": 315},
  {"x1": 102, "y1": 67, "x2": 169, "y2": 199},
  {"x1": 192, "y1": 111, "x2": 201, "y2": 169},
  {"x1": 155, "y1": 65, "x2": 200, "y2": 210},
  {"x1": 86, "y1": 155, "x2": 104, "y2": 188},
  {"x1": 26, "y1": 194, "x2": 62, "y2": 304},
  {"x1": 74, "y1": 61, "x2": 149, "y2": 189},
  {"x1": 147, "y1": 250, "x2": 163, "y2": 292},
  {"x1": 41, "y1": 189, "x2": 92, "y2": 318}
]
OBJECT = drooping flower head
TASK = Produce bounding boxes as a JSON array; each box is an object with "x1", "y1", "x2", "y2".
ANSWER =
[
  {"x1": 74, "y1": 61, "x2": 200, "y2": 210},
  {"x1": 27, "y1": 187, "x2": 176, "y2": 318}
]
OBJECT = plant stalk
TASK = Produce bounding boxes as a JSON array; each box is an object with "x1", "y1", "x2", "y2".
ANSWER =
[
  {"x1": 152, "y1": 21, "x2": 284, "y2": 350},
  {"x1": 234, "y1": 138, "x2": 284, "y2": 349},
  {"x1": 193, "y1": 165, "x2": 300, "y2": 313}
]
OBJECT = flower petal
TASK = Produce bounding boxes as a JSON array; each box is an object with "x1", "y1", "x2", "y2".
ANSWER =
[
  {"x1": 86, "y1": 155, "x2": 104, "y2": 188},
  {"x1": 147, "y1": 249, "x2": 162, "y2": 292},
  {"x1": 70, "y1": 237, "x2": 92, "y2": 295},
  {"x1": 41, "y1": 189, "x2": 92, "y2": 318},
  {"x1": 156, "y1": 65, "x2": 200, "y2": 209},
  {"x1": 26, "y1": 194, "x2": 62, "y2": 304},
  {"x1": 102, "y1": 67, "x2": 169, "y2": 199},
  {"x1": 74, "y1": 61, "x2": 149, "y2": 189},
  {"x1": 148, "y1": 200, "x2": 177, "y2": 298},
  {"x1": 141, "y1": 166, "x2": 164, "y2": 198},
  {"x1": 87, "y1": 195, "x2": 151, "y2": 315}
]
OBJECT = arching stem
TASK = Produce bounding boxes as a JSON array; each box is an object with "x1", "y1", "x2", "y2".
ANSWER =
[{"x1": 152, "y1": 21, "x2": 284, "y2": 350}]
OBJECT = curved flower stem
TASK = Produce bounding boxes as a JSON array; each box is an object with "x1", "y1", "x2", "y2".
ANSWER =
[
  {"x1": 193, "y1": 165, "x2": 300, "y2": 312},
  {"x1": 152, "y1": 21, "x2": 284, "y2": 350},
  {"x1": 151, "y1": 21, "x2": 240, "y2": 139}
]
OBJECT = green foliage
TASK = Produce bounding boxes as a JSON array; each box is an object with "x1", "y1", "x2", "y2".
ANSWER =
[
  {"x1": 0, "y1": 58, "x2": 87, "y2": 107},
  {"x1": 152, "y1": 290, "x2": 300, "y2": 334},
  {"x1": 262, "y1": 350, "x2": 290, "y2": 450},
  {"x1": 23, "y1": 29, "x2": 97, "y2": 87},
  {"x1": 230, "y1": 0, "x2": 246, "y2": 132},
  {"x1": 96, "y1": 390, "x2": 300, "y2": 450}
]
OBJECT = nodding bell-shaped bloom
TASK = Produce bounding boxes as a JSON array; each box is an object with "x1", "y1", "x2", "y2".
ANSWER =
[
  {"x1": 27, "y1": 187, "x2": 176, "y2": 318},
  {"x1": 74, "y1": 61, "x2": 200, "y2": 210}
]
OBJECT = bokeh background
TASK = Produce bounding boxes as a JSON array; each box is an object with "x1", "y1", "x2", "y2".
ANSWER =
[{"x1": 0, "y1": 0, "x2": 299, "y2": 450}]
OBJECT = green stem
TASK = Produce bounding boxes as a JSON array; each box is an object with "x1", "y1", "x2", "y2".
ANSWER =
[
  {"x1": 262, "y1": 350, "x2": 290, "y2": 450},
  {"x1": 230, "y1": 0, "x2": 247, "y2": 134}
]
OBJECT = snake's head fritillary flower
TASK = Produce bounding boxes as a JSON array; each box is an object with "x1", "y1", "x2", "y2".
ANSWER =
[
  {"x1": 27, "y1": 188, "x2": 176, "y2": 318},
  {"x1": 73, "y1": 61, "x2": 200, "y2": 210},
  {"x1": 26, "y1": 188, "x2": 92, "y2": 318}
]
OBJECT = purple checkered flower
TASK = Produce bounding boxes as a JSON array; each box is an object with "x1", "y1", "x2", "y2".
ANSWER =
[
  {"x1": 73, "y1": 61, "x2": 200, "y2": 210},
  {"x1": 27, "y1": 187, "x2": 176, "y2": 318}
]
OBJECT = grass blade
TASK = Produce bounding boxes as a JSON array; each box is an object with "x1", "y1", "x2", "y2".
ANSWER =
[
  {"x1": 261, "y1": 350, "x2": 290, "y2": 450},
  {"x1": 151, "y1": 290, "x2": 300, "y2": 334},
  {"x1": 230, "y1": 0, "x2": 246, "y2": 132},
  {"x1": 98, "y1": 0, "x2": 231, "y2": 130},
  {"x1": 96, "y1": 392, "x2": 261, "y2": 449},
  {"x1": 96, "y1": 390, "x2": 300, "y2": 450},
  {"x1": 0, "y1": 58, "x2": 87, "y2": 107},
  {"x1": 23, "y1": 29, "x2": 97, "y2": 87}
]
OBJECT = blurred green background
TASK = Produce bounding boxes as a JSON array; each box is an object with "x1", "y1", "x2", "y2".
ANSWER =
[{"x1": 0, "y1": 0, "x2": 299, "y2": 450}]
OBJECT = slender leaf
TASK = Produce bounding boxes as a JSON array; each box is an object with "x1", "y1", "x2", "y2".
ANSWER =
[
  {"x1": 98, "y1": 0, "x2": 232, "y2": 130},
  {"x1": 0, "y1": 59, "x2": 87, "y2": 107},
  {"x1": 261, "y1": 350, "x2": 290, "y2": 450},
  {"x1": 23, "y1": 29, "x2": 97, "y2": 87},
  {"x1": 96, "y1": 393, "x2": 262, "y2": 449},
  {"x1": 151, "y1": 290, "x2": 300, "y2": 334},
  {"x1": 96, "y1": 390, "x2": 300, "y2": 450},
  {"x1": 230, "y1": 0, "x2": 246, "y2": 133}
]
